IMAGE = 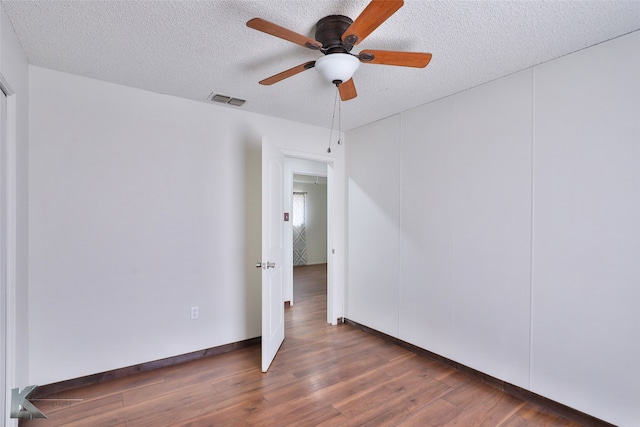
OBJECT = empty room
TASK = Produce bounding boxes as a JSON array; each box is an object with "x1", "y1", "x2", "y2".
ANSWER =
[{"x1": 1, "y1": 1, "x2": 639, "y2": 426}]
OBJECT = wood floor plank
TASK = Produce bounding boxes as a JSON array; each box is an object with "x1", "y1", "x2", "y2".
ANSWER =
[
  {"x1": 515, "y1": 402, "x2": 584, "y2": 426},
  {"x1": 313, "y1": 413, "x2": 353, "y2": 427},
  {"x1": 31, "y1": 394, "x2": 124, "y2": 426},
  {"x1": 442, "y1": 389, "x2": 528, "y2": 427},
  {"x1": 396, "y1": 398, "x2": 463, "y2": 426},
  {"x1": 20, "y1": 264, "x2": 596, "y2": 426},
  {"x1": 333, "y1": 370, "x2": 452, "y2": 425},
  {"x1": 380, "y1": 352, "x2": 454, "y2": 380},
  {"x1": 244, "y1": 393, "x2": 342, "y2": 427}
]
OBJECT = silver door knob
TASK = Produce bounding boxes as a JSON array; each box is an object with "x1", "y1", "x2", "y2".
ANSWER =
[
  {"x1": 256, "y1": 262, "x2": 263, "y2": 269},
  {"x1": 266, "y1": 262, "x2": 275, "y2": 269}
]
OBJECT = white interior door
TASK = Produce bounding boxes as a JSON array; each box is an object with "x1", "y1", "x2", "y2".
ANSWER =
[{"x1": 261, "y1": 138, "x2": 285, "y2": 372}]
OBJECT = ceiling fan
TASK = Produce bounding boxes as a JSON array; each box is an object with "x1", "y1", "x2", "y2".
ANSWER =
[{"x1": 247, "y1": 0, "x2": 432, "y2": 101}]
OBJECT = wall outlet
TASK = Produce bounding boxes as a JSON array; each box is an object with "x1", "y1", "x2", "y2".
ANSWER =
[{"x1": 190, "y1": 306, "x2": 199, "y2": 320}]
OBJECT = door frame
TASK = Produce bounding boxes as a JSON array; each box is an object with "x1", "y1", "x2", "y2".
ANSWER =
[
  {"x1": 284, "y1": 165, "x2": 327, "y2": 307},
  {"x1": 281, "y1": 150, "x2": 336, "y2": 324},
  {"x1": 0, "y1": 74, "x2": 17, "y2": 427}
]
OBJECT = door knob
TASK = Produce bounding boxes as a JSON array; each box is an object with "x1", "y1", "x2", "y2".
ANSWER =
[
  {"x1": 256, "y1": 262, "x2": 263, "y2": 269},
  {"x1": 266, "y1": 262, "x2": 275, "y2": 269}
]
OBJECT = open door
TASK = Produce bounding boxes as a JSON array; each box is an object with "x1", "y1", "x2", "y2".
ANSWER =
[{"x1": 260, "y1": 138, "x2": 285, "y2": 372}]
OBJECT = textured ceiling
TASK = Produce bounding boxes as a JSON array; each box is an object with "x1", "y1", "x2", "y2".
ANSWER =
[{"x1": 3, "y1": 0, "x2": 640, "y2": 130}]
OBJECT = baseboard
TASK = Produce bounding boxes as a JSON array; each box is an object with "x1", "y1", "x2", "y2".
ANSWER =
[
  {"x1": 342, "y1": 318, "x2": 614, "y2": 427},
  {"x1": 33, "y1": 337, "x2": 261, "y2": 397}
]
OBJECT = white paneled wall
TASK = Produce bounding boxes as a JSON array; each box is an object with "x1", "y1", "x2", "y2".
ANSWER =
[
  {"x1": 451, "y1": 71, "x2": 533, "y2": 388},
  {"x1": 347, "y1": 116, "x2": 401, "y2": 337},
  {"x1": 399, "y1": 97, "x2": 456, "y2": 359},
  {"x1": 346, "y1": 31, "x2": 640, "y2": 426},
  {"x1": 531, "y1": 33, "x2": 640, "y2": 427}
]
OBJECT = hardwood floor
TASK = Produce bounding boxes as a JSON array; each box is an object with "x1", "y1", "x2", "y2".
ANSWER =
[{"x1": 23, "y1": 264, "x2": 587, "y2": 426}]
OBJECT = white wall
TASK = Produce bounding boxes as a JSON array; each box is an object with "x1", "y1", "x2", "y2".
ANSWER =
[
  {"x1": 530, "y1": 33, "x2": 640, "y2": 425},
  {"x1": 0, "y1": 3, "x2": 29, "y2": 418},
  {"x1": 28, "y1": 66, "x2": 345, "y2": 385},
  {"x1": 347, "y1": 115, "x2": 401, "y2": 337},
  {"x1": 292, "y1": 180, "x2": 327, "y2": 265},
  {"x1": 346, "y1": 31, "x2": 640, "y2": 426},
  {"x1": 400, "y1": 70, "x2": 533, "y2": 388}
]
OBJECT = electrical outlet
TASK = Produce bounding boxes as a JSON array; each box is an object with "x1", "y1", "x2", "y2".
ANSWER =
[{"x1": 190, "y1": 306, "x2": 199, "y2": 320}]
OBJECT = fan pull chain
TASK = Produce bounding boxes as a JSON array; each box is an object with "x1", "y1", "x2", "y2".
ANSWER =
[
  {"x1": 327, "y1": 85, "x2": 344, "y2": 153},
  {"x1": 338, "y1": 93, "x2": 343, "y2": 145},
  {"x1": 327, "y1": 86, "x2": 340, "y2": 153}
]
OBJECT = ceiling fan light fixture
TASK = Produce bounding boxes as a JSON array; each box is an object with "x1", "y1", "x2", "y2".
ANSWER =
[{"x1": 315, "y1": 53, "x2": 360, "y2": 85}]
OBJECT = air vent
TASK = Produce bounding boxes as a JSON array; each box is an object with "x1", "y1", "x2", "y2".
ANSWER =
[
  {"x1": 227, "y1": 98, "x2": 246, "y2": 107},
  {"x1": 209, "y1": 93, "x2": 246, "y2": 107},
  {"x1": 212, "y1": 94, "x2": 231, "y2": 103}
]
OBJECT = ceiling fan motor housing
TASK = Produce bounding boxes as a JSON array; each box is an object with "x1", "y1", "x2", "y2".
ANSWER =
[{"x1": 315, "y1": 15, "x2": 354, "y2": 54}]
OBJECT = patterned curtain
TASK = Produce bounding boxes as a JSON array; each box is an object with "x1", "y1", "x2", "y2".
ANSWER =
[{"x1": 292, "y1": 192, "x2": 307, "y2": 266}]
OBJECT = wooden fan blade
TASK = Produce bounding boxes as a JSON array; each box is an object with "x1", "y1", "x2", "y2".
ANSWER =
[
  {"x1": 342, "y1": 0, "x2": 404, "y2": 46},
  {"x1": 247, "y1": 18, "x2": 322, "y2": 50},
  {"x1": 359, "y1": 50, "x2": 432, "y2": 68},
  {"x1": 338, "y1": 78, "x2": 357, "y2": 101},
  {"x1": 259, "y1": 61, "x2": 316, "y2": 86}
]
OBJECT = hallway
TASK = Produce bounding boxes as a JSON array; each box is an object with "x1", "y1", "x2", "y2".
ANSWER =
[{"x1": 23, "y1": 264, "x2": 584, "y2": 426}]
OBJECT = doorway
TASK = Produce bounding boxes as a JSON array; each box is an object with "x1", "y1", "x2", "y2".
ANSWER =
[
  {"x1": 261, "y1": 146, "x2": 341, "y2": 371},
  {"x1": 256, "y1": 150, "x2": 337, "y2": 372},
  {"x1": 291, "y1": 174, "x2": 328, "y2": 313},
  {"x1": 282, "y1": 157, "x2": 332, "y2": 323}
]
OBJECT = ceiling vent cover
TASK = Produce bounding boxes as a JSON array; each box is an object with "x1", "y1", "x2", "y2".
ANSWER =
[{"x1": 209, "y1": 93, "x2": 246, "y2": 107}]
